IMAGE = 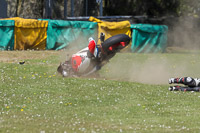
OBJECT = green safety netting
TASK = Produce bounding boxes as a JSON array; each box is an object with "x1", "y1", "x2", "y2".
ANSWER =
[
  {"x1": 131, "y1": 24, "x2": 168, "y2": 53},
  {"x1": 46, "y1": 20, "x2": 98, "y2": 50},
  {"x1": 0, "y1": 20, "x2": 15, "y2": 50}
]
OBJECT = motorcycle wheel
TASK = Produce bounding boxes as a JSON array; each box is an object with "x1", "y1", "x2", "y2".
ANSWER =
[{"x1": 101, "y1": 34, "x2": 131, "y2": 53}]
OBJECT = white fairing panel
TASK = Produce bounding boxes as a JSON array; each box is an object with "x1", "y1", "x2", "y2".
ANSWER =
[
  {"x1": 78, "y1": 57, "x2": 91, "y2": 73},
  {"x1": 71, "y1": 47, "x2": 91, "y2": 74}
]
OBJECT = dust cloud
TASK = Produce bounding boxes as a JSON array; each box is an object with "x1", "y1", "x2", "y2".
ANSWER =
[
  {"x1": 128, "y1": 56, "x2": 172, "y2": 85},
  {"x1": 167, "y1": 17, "x2": 200, "y2": 50},
  {"x1": 127, "y1": 55, "x2": 187, "y2": 85},
  {"x1": 105, "y1": 53, "x2": 200, "y2": 85},
  {"x1": 125, "y1": 17, "x2": 200, "y2": 85},
  {"x1": 58, "y1": 34, "x2": 90, "y2": 62}
]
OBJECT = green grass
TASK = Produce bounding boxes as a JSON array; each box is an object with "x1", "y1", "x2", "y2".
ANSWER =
[{"x1": 1, "y1": 51, "x2": 200, "y2": 132}]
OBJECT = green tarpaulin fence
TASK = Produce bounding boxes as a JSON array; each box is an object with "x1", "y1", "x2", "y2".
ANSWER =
[
  {"x1": 131, "y1": 24, "x2": 168, "y2": 53},
  {"x1": 0, "y1": 19, "x2": 169, "y2": 53},
  {"x1": 46, "y1": 20, "x2": 98, "y2": 50},
  {"x1": 0, "y1": 20, "x2": 15, "y2": 50}
]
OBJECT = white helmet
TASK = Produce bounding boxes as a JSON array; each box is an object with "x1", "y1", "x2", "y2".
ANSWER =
[
  {"x1": 62, "y1": 70, "x2": 68, "y2": 77},
  {"x1": 57, "y1": 61, "x2": 72, "y2": 77},
  {"x1": 88, "y1": 37, "x2": 94, "y2": 42}
]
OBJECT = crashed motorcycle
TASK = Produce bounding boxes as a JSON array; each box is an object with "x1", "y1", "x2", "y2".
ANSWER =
[{"x1": 57, "y1": 33, "x2": 131, "y2": 77}]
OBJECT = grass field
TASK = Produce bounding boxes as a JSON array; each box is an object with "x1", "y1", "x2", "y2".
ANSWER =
[{"x1": 1, "y1": 51, "x2": 200, "y2": 133}]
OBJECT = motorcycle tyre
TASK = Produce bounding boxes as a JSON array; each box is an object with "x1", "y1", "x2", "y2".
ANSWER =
[{"x1": 101, "y1": 34, "x2": 131, "y2": 53}]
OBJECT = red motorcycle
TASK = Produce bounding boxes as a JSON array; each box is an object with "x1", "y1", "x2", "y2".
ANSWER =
[{"x1": 57, "y1": 33, "x2": 131, "y2": 77}]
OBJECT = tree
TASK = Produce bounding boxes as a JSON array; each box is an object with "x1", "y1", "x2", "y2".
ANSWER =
[
  {"x1": 178, "y1": 0, "x2": 200, "y2": 17},
  {"x1": 104, "y1": 0, "x2": 180, "y2": 17}
]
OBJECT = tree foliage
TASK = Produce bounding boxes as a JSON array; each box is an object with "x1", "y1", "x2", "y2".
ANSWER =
[
  {"x1": 104, "y1": 0, "x2": 200, "y2": 17},
  {"x1": 104, "y1": 0, "x2": 179, "y2": 17},
  {"x1": 6, "y1": 0, "x2": 200, "y2": 18},
  {"x1": 178, "y1": 0, "x2": 200, "y2": 17}
]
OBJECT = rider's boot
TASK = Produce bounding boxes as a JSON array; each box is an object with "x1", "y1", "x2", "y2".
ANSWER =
[
  {"x1": 168, "y1": 86, "x2": 179, "y2": 91},
  {"x1": 100, "y1": 32, "x2": 105, "y2": 43}
]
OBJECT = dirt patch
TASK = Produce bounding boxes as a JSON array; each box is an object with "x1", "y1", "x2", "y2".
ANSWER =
[{"x1": 0, "y1": 50, "x2": 60, "y2": 63}]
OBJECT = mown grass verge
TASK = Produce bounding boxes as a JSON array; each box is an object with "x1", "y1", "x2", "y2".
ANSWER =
[{"x1": 1, "y1": 51, "x2": 200, "y2": 132}]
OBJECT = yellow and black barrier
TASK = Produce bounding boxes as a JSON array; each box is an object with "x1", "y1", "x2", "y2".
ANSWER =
[{"x1": 0, "y1": 17, "x2": 168, "y2": 53}]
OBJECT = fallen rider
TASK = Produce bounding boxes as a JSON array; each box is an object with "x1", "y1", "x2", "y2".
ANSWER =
[{"x1": 168, "y1": 77, "x2": 200, "y2": 92}]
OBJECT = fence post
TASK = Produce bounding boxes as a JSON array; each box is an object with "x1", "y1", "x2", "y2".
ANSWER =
[
  {"x1": 45, "y1": 0, "x2": 52, "y2": 18},
  {"x1": 71, "y1": 0, "x2": 74, "y2": 17},
  {"x1": 64, "y1": 0, "x2": 67, "y2": 18},
  {"x1": 96, "y1": 0, "x2": 103, "y2": 16},
  {"x1": 0, "y1": 0, "x2": 7, "y2": 18},
  {"x1": 85, "y1": 0, "x2": 88, "y2": 16},
  {"x1": 100, "y1": 0, "x2": 103, "y2": 16}
]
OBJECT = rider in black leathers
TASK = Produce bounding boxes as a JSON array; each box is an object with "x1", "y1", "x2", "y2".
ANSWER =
[{"x1": 168, "y1": 77, "x2": 200, "y2": 92}]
